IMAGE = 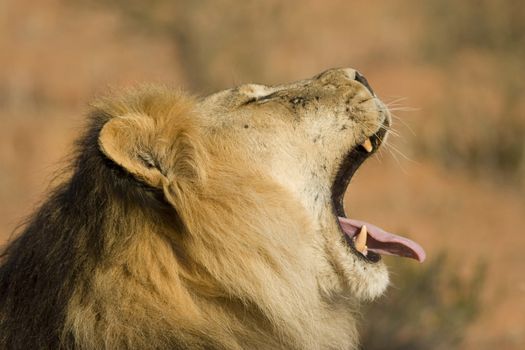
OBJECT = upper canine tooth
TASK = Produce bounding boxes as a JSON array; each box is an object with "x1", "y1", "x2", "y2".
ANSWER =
[
  {"x1": 354, "y1": 225, "x2": 368, "y2": 253},
  {"x1": 362, "y1": 138, "x2": 373, "y2": 153}
]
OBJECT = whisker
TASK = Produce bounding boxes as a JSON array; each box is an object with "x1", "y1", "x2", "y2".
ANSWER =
[
  {"x1": 383, "y1": 140, "x2": 416, "y2": 163},
  {"x1": 360, "y1": 123, "x2": 401, "y2": 139},
  {"x1": 390, "y1": 113, "x2": 416, "y2": 136},
  {"x1": 386, "y1": 146, "x2": 409, "y2": 174},
  {"x1": 384, "y1": 96, "x2": 408, "y2": 106},
  {"x1": 388, "y1": 107, "x2": 420, "y2": 112},
  {"x1": 377, "y1": 148, "x2": 385, "y2": 161}
]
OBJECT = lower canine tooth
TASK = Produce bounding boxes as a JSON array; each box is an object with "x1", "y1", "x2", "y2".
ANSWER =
[
  {"x1": 354, "y1": 225, "x2": 368, "y2": 253},
  {"x1": 362, "y1": 138, "x2": 373, "y2": 153}
]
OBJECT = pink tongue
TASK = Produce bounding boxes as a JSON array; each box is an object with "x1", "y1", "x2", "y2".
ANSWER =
[{"x1": 338, "y1": 217, "x2": 426, "y2": 262}]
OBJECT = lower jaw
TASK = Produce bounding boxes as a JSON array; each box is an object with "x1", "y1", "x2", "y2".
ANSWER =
[
  {"x1": 331, "y1": 242, "x2": 389, "y2": 300},
  {"x1": 342, "y1": 232, "x2": 381, "y2": 263}
]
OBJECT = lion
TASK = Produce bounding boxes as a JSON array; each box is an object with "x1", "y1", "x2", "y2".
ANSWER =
[{"x1": 0, "y1": 68, "x2": 425, "y2": 349}]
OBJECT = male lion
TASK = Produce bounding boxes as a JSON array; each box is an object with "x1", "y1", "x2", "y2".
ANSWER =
[{"x1": 0, "y1": 68, "x2": 424, "y2": 349}]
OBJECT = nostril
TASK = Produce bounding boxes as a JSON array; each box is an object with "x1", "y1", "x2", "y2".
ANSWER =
[{"x1": 354, "y1": 72, "x2": 375, "y2": 96}]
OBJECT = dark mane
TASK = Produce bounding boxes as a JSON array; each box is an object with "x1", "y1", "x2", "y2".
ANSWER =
[{"x1": 0, "y1": 112, "x2": 170, "y2": 349}]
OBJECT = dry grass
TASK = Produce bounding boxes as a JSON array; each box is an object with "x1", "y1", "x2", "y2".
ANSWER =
[{"x1": 360, "y1": 254, "x2": 485, "y2": 350}]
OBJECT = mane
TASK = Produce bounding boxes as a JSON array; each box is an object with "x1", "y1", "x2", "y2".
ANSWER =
[
  {"x1": 0, "y1": 110, "x2": 178, "y2": 348},
  {"x1": 0, "y1": 88, "x2": 359, "y2": 349}
]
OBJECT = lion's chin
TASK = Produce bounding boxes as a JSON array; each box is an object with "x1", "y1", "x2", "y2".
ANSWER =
[
  {"x1": 347, "y1": 259, "x2": 389, "y2": 301},
  {"x1": 333, "y1": 241, "x2": 390, "y2": 300}
]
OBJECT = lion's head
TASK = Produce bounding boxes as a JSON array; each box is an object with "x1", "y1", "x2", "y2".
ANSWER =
[{"x1": 0, "y1": 68, "x2": 424, "y2": 349}]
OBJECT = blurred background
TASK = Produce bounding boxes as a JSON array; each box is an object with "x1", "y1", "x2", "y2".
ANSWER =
[{"x1": 1, "y1": 0, "x2": 524, "y2": 348}]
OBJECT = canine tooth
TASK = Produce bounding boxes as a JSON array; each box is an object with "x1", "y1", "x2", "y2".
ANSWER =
[
  {"x1": 362, "y1": 138, "x2": 373, "y2": 153},
  {"x1": 354, "y1": 225, "x2": 368, "y2": 253}
]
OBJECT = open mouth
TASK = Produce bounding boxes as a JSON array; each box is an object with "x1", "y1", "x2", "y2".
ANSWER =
[{"x1": 331, "y1": 126, "x2": 426, "y2": 264}]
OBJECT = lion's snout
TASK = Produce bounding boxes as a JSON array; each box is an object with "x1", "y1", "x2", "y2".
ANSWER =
[{"x1": 354, "y1": 71, "x2": 375, "y2": 96}]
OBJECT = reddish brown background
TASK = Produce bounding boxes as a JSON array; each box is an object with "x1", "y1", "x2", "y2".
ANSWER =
[{"x1": 1, "y1": 1, "x2": 524, "y2": 348}]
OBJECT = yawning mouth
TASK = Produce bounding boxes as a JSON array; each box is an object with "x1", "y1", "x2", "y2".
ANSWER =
[{"x1": 331, "y1": 127, "x2": 426, "y2": 264}]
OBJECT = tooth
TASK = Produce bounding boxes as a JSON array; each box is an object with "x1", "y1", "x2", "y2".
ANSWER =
[
  {"x1": 362, "y1": 138, "x2": 373, "y2": 153},
  {"x1": 354, "y1": 225, "x2": 368, "y2": 253}
]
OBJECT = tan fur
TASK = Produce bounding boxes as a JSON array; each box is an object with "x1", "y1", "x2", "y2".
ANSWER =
[{"x1": 64, "y1": 69, "x2": 390, "y2": 349}]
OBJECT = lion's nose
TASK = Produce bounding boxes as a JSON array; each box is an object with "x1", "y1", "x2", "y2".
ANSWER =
[
  {"x1": 354, "y1": 71, "x2": 375, "y2": 96},
  {"x1": 315, "y1": 68, "x2": 376, "y2": 96}
]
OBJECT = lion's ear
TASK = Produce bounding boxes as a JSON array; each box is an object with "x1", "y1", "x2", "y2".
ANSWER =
[{"x1": 99, "y1": 114, "x2": 167, "y2": 188}]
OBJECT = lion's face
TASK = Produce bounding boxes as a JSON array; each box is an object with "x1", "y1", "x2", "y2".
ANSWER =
[
  {"x1": 0, "y1": 68, "x2": 424, "y2": 349},
  {"x1": 196, "y1": 68, "x2": 391, "y2": 300},
  {"x1": 93, "y1": 68, "x2": 423, "y2": 348}
]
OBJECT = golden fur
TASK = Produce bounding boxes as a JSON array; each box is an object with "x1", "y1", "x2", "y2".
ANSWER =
[{"x1": 0, "y1": 68, "x2": 391, "y2": 349}]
